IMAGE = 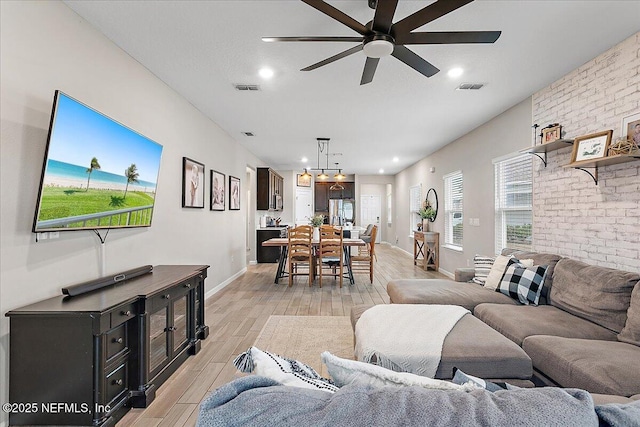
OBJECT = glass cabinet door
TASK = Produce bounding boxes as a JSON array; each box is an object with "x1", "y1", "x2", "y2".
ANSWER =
[
  {"x1": 149, "y1": 306, "x2": 169, "y2": 373},
  {"x1": 172, "y1": 295, "x2": 189, "y2": 352}
]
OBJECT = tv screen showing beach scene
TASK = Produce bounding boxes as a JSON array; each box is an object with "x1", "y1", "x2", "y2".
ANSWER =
[{"x1": 33, "y1": 91, "x2": 163, "y2": 232}]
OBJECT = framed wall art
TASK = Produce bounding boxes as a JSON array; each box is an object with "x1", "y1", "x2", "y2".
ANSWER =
[
  {"x1": 210, "y1": 170, "x2": 225, "y2": 211},
  {"x1": 229, "y1": 175, "x2": 240, "y2": 210},
  {"x1": 570, "y1": 130, "x2": 613, "y2": 163},
  {"x1": 621, "y1": 111, "x2": 640, "y2": 149},
  {"x1": 297, "y1": 173, "x2": 311, "y2": 187},
  {"x1": 182, "y1": 157, "x2": 205, "y2": 208},
  {"x1": 542, "y1": 124, "x2": 562, "y2": 144}
]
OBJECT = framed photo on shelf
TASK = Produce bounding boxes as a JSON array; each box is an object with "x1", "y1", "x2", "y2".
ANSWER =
[
  {"x1": 297, "y1": 173, "x2": 311, "y2": 187},
  {"x1": 542, "y1": 124, "x2": 562, "y2": 144},
  {"x1": 182, "y1": 157, "x2": 205, "y2": 208},
  {"x1": 621, "y1": 111, "x2": 640, "y2": 149},
  {"x1": 210, "y1": 170, "x2": 225, "y2": 211},
  {"x1": 229, "y1": 175, "x2": 240, "y2": 210},
  {"x1": 570, "y1": 130, "x2": 613, "y2": 163}
]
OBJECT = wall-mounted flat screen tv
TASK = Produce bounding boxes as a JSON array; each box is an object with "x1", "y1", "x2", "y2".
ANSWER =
[{"x1": 33, "y1": 91, "x2": 163, "y2": 232}]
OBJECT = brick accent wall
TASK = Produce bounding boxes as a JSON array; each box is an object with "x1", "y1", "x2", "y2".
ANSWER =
[{"x1": 532, "y1": 33, "x2": 640, "y2": 271}]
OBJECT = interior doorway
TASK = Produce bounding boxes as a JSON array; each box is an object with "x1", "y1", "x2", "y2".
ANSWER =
[
  {"x1": 246, "y1": 167, "x2": 256, "y2": 264},
  {"x1": 295, "y1": 188, "x2": 313, "y2": 226},
  {"x1": 360, "y1": 194, "x2": 381, "y2": 243}
]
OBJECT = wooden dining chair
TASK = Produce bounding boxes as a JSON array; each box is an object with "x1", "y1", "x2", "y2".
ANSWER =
[
  {"x1": 350, "y1": 225, "x2": 377, "y2": 283},
  {"x1": 318, "y1": 225, "x2": 343, "y2": 288},
  {"x1": 287, "y1": 225, "x2": 313, "y2": 287}
]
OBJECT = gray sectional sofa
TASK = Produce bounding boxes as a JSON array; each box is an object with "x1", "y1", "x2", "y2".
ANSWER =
[{"x1": 354, "y1": 250, "x2": 640, "y2": 400}]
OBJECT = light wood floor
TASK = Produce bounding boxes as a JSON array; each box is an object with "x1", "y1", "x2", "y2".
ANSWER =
[{"x1": 117, "y1": 243, "x2": 447, "y2": 426}]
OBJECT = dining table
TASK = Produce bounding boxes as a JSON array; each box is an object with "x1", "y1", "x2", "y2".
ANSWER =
[{"x1": 261, "y1": 237, "x2": 366, "y2": 285}]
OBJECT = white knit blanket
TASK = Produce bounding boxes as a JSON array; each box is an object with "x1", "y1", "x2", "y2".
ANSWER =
[{"x1": 355, "y1": 304, "x2": 470, "y2": 378}]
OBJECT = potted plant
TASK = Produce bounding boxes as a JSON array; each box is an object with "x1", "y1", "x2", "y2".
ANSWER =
[
  {"x1": 418, "y1": 202, "x2": 436, "y2": 232},
  {"x1": 309, "y1": 214, "x2": 324, "y2": 240}
]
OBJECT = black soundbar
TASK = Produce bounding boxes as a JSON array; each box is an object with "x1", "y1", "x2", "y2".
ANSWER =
[{"x1": 62, "y1": 265, "x2": 154, "y2": 297}]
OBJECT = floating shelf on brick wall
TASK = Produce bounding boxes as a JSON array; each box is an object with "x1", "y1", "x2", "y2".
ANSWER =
[
  {"x1": 563, "y1": 154, "x2": 640, "y2": 185},
  {"x1": 520, "y1": 139, "x2": 574, "y2": 167}
]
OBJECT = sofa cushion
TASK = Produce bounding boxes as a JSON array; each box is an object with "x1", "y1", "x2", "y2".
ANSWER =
[
  {"x1": 387, "y1": 279, "x2": 517, "y2": 311},
  {"x1": 474, "y1": 303, "x2": 617, "y2": 346},
  {"x1": 350, "y1": 306, "x2": 532, "y2": 381},
  {"x1": 550, "y1": 259, "x2": 639, "y2": 333},
  {"x1": 618, "y1": 281, "x2": 640, "y2": 346},
  {"x1": 471, "y1": 255, "x2": 495, "y2": 285},
  {"x1": 497, "y1": 260, "x2": 548, "y2": 305},
  {"x1": 435, "y1": 314, "x2": 532, "y2": 380},
  {"x1": 501, "y1": 250, "x2": 562, "y2": 304},
  {"x1": 484, "y1": 255, "x2": 533, "y2": 291},
  {"x1": 523, "y1": 336, "x2": 640, "y2": 397}
]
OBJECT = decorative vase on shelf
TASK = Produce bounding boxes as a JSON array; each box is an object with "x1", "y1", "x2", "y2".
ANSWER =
[
  {"x1": 422, "y1": 219, "x2": 430, "y2": 232},
  {"x1": 313, "y1": 227, "x2": 320, "y2": 241}
]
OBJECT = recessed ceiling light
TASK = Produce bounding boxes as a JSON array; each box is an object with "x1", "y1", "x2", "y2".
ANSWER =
[
  {"x1": 393, "y1": 157, "x2": 399, "y2": 162},
  {"x1": 301, "y1": 157, "x2": 308, "y2": 163},
  {"x1": 448, "y1": 67, "x2": 463, "y2": 78},
  {"x1": 379, "y1": 168, "x2": 384, "y2": 174},
  {"x1": 259, "y1": 67, "x2": 274, "y2": 79}
]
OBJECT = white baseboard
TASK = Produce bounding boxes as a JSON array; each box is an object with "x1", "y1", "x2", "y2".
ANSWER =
[
  {"x1": 205, "y1": 267, "x2": 247, "y2": 300},
  {"x1": 439, "y1": 268, "x2": 454, "y2": 279},
  {"x1": 248, "y1": 260, "x2": 257, "y2": 265},
  {"x1": 392, "y1": 245, "x2": 413, "y2": 257}
]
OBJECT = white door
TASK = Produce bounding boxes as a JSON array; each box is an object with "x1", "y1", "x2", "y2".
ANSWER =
[
  {"x1": 295, "y1": 188, "x2": 313, "y2": 226},
  {"x1": 360, "y1": 195, "x2": 382, "y2": 243}
]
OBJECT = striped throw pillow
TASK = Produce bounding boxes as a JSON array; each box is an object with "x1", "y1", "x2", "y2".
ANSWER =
[{"x1": 471, "y1": 255, "x2": 495, "y2": 285}]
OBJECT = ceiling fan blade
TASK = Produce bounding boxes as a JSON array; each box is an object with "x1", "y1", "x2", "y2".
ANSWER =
[
  {"x1": 301, "y1": 45, "x2": 364, "y2": 71},
  {"x1": 392, "y1": 0, "x2": 474, "y2": 35},
  {"x1": 372, "y1": 0, "x2": 399, "y2": 34},
  {"x1": 262, "y1": 36, "x2": 364, "y2": 43},
  {"x1": 301, "y1": 0, "x2": 371, "y2": 36},
  {"x1": 396, "y1": 31, "x2": 501, "y2": 45},
  {"x1": 360, "y1": 57, "x2": 380, "y2": 85},
  {"x1": 391, "y1": 45, "x2": 440, "y2": 78}
]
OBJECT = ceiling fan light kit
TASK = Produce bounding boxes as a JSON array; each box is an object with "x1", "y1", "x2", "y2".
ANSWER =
[{"x1": 263, "y1": 0, "x2": 501, "y2": 85}]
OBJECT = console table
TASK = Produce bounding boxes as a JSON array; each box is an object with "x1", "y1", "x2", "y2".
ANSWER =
[
  {"x1": 413, "y1": 231, "x2": 439, "y2": 271},
  {"x1": 6, "y1": 265, "x2": 209, "y2": 426}
]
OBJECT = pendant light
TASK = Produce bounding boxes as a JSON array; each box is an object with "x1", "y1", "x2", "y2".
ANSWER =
[{"x1": 303, "y1": 138, "x2": 347, "y2": 178}]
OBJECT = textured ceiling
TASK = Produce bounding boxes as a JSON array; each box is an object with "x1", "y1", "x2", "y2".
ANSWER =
[{"x1": 64, "y1": 1, "x2": 640, "y2": 175}]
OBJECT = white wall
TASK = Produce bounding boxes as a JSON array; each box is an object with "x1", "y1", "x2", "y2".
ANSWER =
[
  {"x1": 532, "y1": 33, "x2": 640, "y2": 271},
  {"x1": 355, "y1": 175, "x2": 395, "y2": 243},
  {"x1": 394, "y1": 99, "x2": 532, "y2": 275},
  {"x1": 0, "y1": 2, "x2": 264, "y2": 424}
]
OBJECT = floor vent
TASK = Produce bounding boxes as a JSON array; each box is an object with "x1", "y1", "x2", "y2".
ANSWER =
[
  {"x1": 234, "y1": 84, "x2": 260, "y2": 91},
  {"x1": 456, "y1": 83, "x2": 484, "y2": 90}
]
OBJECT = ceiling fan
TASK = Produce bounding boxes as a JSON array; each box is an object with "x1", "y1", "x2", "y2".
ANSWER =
[{"x1": 263, "y1": 0, "x2": 501, "y2": 85}]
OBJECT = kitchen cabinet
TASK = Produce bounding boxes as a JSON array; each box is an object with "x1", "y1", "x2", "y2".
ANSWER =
[
  {"x1": 314, "y1": 182, "x2": 329, "y2": 212},
  {"x1": 257, "y1": 167, "x2": 283, "y2": 210},
  {"x1": 257, "y1": 227, "x2": 287, "y2": 263},
  {"x1": 315, "y1": 181, "x2": 354, "y2": 212},
  {"x1": 6, "y1": 265, "x2": 208, "y2": 426}
]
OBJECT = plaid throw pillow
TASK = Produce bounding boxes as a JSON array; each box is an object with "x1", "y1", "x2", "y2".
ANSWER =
[
  {"x1": 471, "y1": 255, "x2": 495, "y2": 285},
  {"x1": 497, "y1": 258, "x2": 548, "y2": 305}
]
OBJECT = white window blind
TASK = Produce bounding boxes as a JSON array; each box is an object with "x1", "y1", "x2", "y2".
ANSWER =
[
  {"x1": 409, "y1": 184, "x2": 421, "y2": 235},
  {"x1": 494, "y1": 154, "x2": 533, "y2": 254},
  {"x1": 443, "y1": 171, "x2": 463, "y2": 248}
]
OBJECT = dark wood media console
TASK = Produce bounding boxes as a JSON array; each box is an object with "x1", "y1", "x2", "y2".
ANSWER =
[{"x1": 6, "y1": 265, "x2": 209, "y2": 426}]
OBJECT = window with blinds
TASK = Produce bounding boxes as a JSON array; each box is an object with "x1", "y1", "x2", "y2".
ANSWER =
[
  {"x1": 409, "y1": 184, "x2": 421, "y2": 235},
  {"x1": 494, "y1": 153, "x2": 533, "y2": 254},
  {"x1": 443, "y1": 171, "x2": 463, "y2": 248}
]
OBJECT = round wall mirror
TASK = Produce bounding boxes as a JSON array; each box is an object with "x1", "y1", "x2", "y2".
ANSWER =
[{"x1": 425, "y1": 188, "x2": 438, "y2": 222}]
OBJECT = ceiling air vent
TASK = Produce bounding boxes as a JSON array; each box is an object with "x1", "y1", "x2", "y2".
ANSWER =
[
  {"x1": 242, "y1": 132, "x2": 255, "y2": 137},
  {"x1": 456, "y1": 83, "x2": 484, "y2": 90},
  {"x1": 234, "y1": 84, "x2": 260, "y2": 91}
]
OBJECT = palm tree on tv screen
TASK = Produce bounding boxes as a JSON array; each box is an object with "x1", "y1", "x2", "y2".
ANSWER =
[
  {"x1": 123, "y1": 163, "x2": 139, "y2": 199},
  {"x1": 85, "y1": 157, "x2": 101, "y2": 191}
]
